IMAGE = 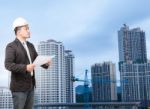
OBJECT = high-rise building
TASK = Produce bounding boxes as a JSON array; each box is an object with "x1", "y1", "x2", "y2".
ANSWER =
[
  {"x1": 0, "y1": 87, "x2": 13, "y2": 109},
  {"x1": 91, "y1": 62, "x2": 117, "y2": 102},
  {"x1": 118, "y1": 24, "x2": 147, "y2": 63},
  {"x1": 35, "y1": 39, "x2": 75, "y2": 108},
  {"x1": 35, "y1": 39, "x2": 66, "y2": 108},
  {"x1": 118, "y1": 25, "x2": 150, "y2": 105},
  {"x1": 65, "y1": 50, "x2": 76, "y2": 103},
  {"x1": 120, "y1": 62, "x2": 150, "y2": 102}
]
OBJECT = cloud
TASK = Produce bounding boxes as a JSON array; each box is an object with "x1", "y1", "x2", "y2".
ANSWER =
[
  {"x1": 1, "y1": 0, "x2": 150, "y2": 87},
  {"x1": 70, "y1": 0, "x2": 150, "y2": 85}
]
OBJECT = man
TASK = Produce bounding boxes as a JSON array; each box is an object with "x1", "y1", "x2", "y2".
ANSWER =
[{"x1": 5, "y1": 17, "x2": 50, "y2": 109}]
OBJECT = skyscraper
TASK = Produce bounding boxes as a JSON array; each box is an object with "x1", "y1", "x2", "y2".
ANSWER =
[
  {"x1": 65, "y1": 50, "x2": 76, "y2": 103},
  {"x1": 120, "y1": 62, "x2": 150, "y2": 102},
  {"x1": 35, "y1": 39, "x2": 75, "y2": 108},
  {"x1": 91, "y1": 62, "x2": 117, "y2": 102},
  {"x1": 118, "y1": 25, "x2": 150, "y2": 105},
  {"x1": 118, "y1": 24, "x2": 147, "y2": 63},
  {"x1": 35, "y1": 39, "x2": 66, "y2": 108}
]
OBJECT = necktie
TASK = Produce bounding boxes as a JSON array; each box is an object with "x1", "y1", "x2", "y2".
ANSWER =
[{"x1": 23, "y1": 42, "x2": 33, "y2": 76}]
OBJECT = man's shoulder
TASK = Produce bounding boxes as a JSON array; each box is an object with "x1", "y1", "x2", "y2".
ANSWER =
[
  {"x1": 6, "y1": 41, "x2": 15, "y2": 46},
  {"x1": 6, "y1": 39, "x2": 19, "y2": 48}
]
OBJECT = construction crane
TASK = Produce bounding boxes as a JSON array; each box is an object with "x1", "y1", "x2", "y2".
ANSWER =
[{"x1": 72, "y1": 69, "x2": 91, "y2": 109}]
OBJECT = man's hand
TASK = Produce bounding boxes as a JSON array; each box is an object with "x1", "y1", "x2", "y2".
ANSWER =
[{"x1": 26, "y1": 64, "x2": 35, "y2": 72}]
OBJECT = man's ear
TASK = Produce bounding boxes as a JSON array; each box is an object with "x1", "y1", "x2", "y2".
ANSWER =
[
  {"x1": 17, "y1": 29, "x2": 21, "y2": 36},
  {"x1": 16, "y1": 31, "x2": 19, "y2": 36}
]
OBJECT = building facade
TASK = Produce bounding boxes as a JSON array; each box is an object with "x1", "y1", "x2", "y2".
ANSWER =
[
  {"x1": 35, "y1": 39, "x2": 75, "y2": 108},
  {"x1": 91, "y1": 62, "x2": 117, "y2": 102},
  {"x1": 120, "y1": 62, "x2": 150, "y2": 102},
  {"x1": 0, "y1": 87, "x2": 13, "y2": 109},
  {"x1": 35, "y1": 39, "x2": 66, "y2": 109},
  {"x1": 118, "y1": 24, "x2": 147, "y2": 63},
  {"x1": 118, "y1": 25, "x2": 150, "y2": 106},
  {"x1": 65, "y1": 50, "x2": 76, "y2": 103}
]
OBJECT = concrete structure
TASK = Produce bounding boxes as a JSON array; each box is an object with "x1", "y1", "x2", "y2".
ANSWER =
[
  {"x1": 118, "y1": 24, "x2": 147, "y2": 63},
  {"x1": 120, "y1": 62, "x2": 150, "y2": 102},
  {"x1": 91, "y1": 62, "x2": 117, "y2": 102},
  {"x1": 118, "y1": 25, "x2": 150, "y2": 108},
  {"x1": 65, "y1": 50, "x2": 75, "y2": 103},
  {"x1": 35, "y1": 39, "x2": 75, "y2": 109},
  {"x1": 0, "y1": 87, "x2": 13, "y2": 109},
  {"x1": 34, "y1": 102, "x2": 140, "y2": 109}
]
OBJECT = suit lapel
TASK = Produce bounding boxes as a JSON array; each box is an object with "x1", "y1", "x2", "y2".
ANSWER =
[{"x1": 15, "y1": 38, "x2": 30, "y2": 63}]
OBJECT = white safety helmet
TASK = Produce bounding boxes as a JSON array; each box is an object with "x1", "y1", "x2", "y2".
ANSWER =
[{"x1": 13, "y1": 17, "x2": 29, "y2": 30}]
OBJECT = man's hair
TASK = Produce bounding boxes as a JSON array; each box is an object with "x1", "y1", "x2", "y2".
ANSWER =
[{"x1": 14, "y1": 26, "x2": 22, "y2": 35}]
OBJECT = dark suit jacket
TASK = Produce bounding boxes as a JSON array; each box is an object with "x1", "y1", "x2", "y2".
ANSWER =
[{"x1": 5, "y1": 38, "x2": 48, "y2": 92}]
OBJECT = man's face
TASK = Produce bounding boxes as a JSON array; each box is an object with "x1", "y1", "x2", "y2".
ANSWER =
[{"x1": 18, "y1": 25, "x2": 30, "y2": 39}]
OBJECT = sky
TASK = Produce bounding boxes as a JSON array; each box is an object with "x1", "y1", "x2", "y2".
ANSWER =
[{"x1": 0, "y1": 0, "x2": 150, "y2": 87}]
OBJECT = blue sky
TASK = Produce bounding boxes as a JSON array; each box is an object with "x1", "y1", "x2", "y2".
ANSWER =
[{"x1": 0, "y1": 0, "x2": 150, "y2": 87}]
